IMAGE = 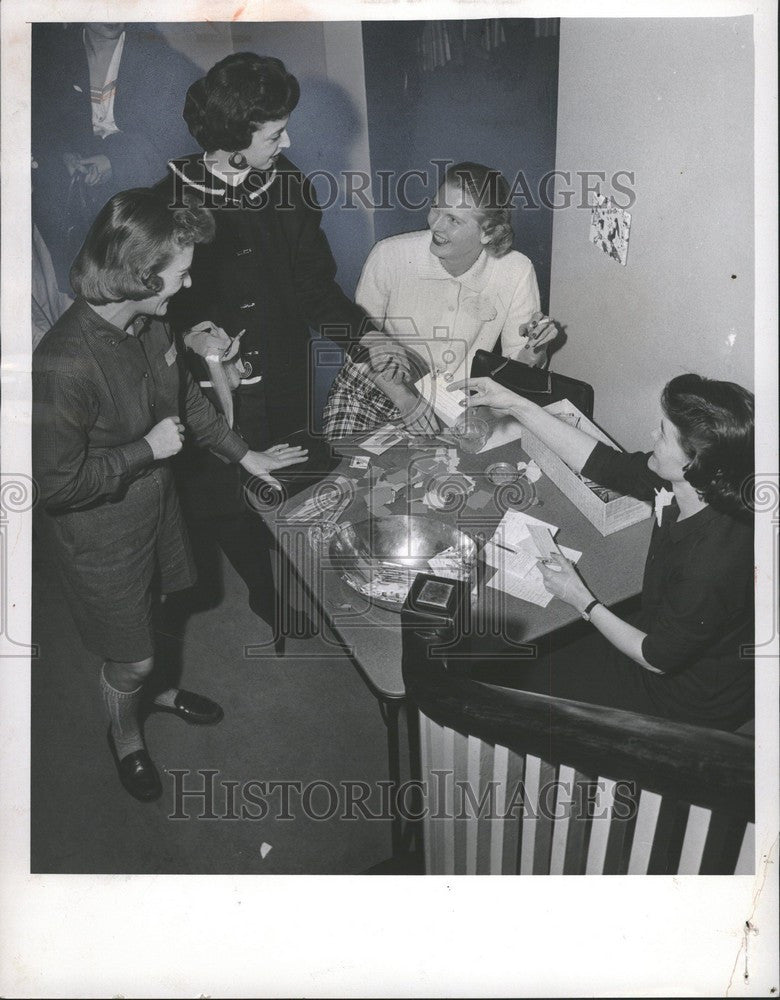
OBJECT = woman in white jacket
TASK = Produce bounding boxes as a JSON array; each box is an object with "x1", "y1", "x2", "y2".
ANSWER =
[{"x1": 323, "y1": 161, "x2": 558, "y2": 439}]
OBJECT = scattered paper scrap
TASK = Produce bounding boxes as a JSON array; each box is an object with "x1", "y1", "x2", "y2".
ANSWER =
[
  {"x1": 525, "y1": 460, "x2": 542, "y2": 483},
  {"x1": 466, "y1": 488, "x2": 493, "y2": 510},
  {"x1": 350, "y1": 455, "x2": 371, "y2": 470},
  {"x1": 368, "y1": 483, "x2": 397, "y2": 508},
  {"x1": 362, "y1": 426, "x2": 407, "y2": 455},
  {"x1": 260, "y1": 843, "x2": 273, "y2": 859}
]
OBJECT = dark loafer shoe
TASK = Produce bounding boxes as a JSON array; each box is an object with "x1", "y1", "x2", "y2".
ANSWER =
[
  {"x1": 107, "y1": 732, "x2": 162, "y2": 802},
  {"x1": 155, "y1": 689, "x2": 224, "y2": 726}
]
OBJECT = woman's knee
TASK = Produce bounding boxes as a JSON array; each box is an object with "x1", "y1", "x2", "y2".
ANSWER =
[{"x1": 105, "y1": 656, "x2": 154, "y2": 688}]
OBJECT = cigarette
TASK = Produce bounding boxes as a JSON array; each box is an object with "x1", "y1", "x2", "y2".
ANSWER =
[{"x1": 222, "y1": 329, "x2": 246, "y2": 358}]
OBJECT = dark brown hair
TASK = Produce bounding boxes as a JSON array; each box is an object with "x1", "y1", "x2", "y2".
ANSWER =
[
  {"x1": 71, "y1": 189, "x2": 215, "y2": 303},
  {"x1": 183, "y1": 52, "x2": 300, "y2": 153},
  {"x1": 662, "y1": 373, "x2": 754, "y2": 516}
]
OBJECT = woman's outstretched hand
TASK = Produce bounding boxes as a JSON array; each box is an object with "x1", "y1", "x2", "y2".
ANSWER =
[
  {"x1": 240, "y1": 443, "x2": 309, "y2": 490},
  {"x1": 447, "y1": 376, "x2": 523, "y2": 414}
]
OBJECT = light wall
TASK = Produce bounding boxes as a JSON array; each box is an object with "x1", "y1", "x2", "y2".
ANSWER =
[{"x1": 549, "y1": 17, "x2": 754, "y2": 451}]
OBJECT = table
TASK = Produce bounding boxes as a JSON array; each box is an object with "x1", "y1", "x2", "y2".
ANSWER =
[
  {"x1": 254, "y1": 432, "x2": 652, "y2": 700},
  {"x1": 250, "y1": 430, "x2": 652, "y2": 865}
]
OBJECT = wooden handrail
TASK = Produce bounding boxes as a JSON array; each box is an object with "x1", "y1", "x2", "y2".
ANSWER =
[{"x1": 404, "y1": 658, "x2": 754, "y2": 821}]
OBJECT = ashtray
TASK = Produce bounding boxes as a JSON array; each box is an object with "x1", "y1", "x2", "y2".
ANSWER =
[{"x1": 486, "y1": 462, "x2": 520, "y2": 486}]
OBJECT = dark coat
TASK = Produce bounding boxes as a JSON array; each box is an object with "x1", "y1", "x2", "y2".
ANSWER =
[
  {"x1": 31, "y1": 23, "x2": 200, "y2": 285},
  {"x1": 32, "y1": 23, "x2": 199, "y2": 192},
  {"x1": 158, "y1": 153, "x2": 372, "y2": 447}
]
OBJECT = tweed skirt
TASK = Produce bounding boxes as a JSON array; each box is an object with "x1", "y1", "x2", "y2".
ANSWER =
[{"x1": 45, "y1": 465, "x2": 195, "y2": 661}]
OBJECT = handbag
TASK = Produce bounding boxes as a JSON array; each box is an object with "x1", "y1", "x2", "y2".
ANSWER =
[{"x1": 470, "y1": 349, "x2": 594, "y2": 419}]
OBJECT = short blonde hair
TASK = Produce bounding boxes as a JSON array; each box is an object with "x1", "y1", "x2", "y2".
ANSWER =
[{"x1": 444, "y1": 162, "x2": 514, "y2": 257}]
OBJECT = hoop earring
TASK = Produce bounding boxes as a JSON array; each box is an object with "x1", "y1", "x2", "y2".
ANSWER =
[{"x1": 228, "y1": 151, "x2": 248, "y2": 170}]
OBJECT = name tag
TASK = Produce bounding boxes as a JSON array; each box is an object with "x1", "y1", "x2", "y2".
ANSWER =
[{"x1": 164, "y1": 342, "x2": 178, "y2": 367}]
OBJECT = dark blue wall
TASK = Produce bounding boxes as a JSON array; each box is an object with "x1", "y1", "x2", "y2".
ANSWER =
[{"x1": 361, "y1": 19, "x2": 560, "y2": 311}]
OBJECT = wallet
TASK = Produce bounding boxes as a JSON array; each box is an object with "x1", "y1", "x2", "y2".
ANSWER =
[{"x1": 470, "y1": 349, "x2": 594, "y2": 419}]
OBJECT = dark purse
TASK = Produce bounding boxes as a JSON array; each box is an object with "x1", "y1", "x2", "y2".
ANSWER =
[{"x1": 470, "y1": 349, "x2": 594, "y2": 419}]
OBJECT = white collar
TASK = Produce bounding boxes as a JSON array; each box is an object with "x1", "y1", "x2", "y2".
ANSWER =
[
  {"x1": 203, "y1": 157, "x2": 252, "y2": 188},
  {"x1": 417, "y1": 241, "x2": 491, "y2": 291}
]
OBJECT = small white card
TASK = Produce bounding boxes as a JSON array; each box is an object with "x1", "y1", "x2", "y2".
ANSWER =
[
  {"x1": 361, "y1": 426, "x2": 406, "y2": 455},
  {"x1": 414, "y1": 373, "x2": 468, "y2": 427}
]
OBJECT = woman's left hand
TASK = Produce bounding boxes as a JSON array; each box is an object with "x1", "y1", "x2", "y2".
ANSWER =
[
  {"x1": 240, "y1": 443, "x2": 309, "y2": 489},
  {"x1": 536, "y1": 552, "x2": 593, "y2": 612},
  {"x1": 515, "y1": 312, "x2": 558, "y2": 367}
]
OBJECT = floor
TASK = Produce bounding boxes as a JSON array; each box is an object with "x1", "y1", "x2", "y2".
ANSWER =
[{"x1": 30, "y1": 528, "x2": 405, "y2": 875}]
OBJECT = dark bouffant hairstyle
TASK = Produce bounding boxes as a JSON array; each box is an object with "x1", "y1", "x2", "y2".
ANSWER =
[
  {"x1": 71, "y1": 188, "x2": 215, "y2": 304},
  {"x1": 183, "y1": 52, "x2": 300, "y2": 153},
  {"x1": 662, "y1": 373, "x2": 754, "y2": 516},
  {"x1": 441, "y1": 162, "x2": 514, "y2": 257}
]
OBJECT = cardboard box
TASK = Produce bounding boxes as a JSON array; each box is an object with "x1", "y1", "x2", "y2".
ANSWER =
[{"x1": 522, "y1": 399, "x2": 652, "y2": 536}]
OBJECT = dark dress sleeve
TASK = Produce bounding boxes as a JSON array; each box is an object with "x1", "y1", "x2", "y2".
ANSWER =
[
  {"x1": 581, "y1": 441, "x2": 670, "y2": 503},
  {"x1": 640, "y1": 521, "x2": 754, "y2": 674},
  {"x1": 32, "y1": 371, "x2": 153, "y2": 512}
]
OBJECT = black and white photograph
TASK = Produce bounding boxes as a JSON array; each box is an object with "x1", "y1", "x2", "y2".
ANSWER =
[{"x1": 1, "y1": 0, "x2": 778, "y2": 996}]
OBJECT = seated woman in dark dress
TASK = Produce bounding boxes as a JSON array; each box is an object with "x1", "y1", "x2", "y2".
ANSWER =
[{"x1": 451, "y1": 372, "x2": 754, "y2": 731}]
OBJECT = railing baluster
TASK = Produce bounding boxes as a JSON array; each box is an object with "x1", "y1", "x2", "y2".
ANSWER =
[
  {"x1": 550, "y1": 764, "x2": 575, "y2": 875},
  {"x1": 647, "y1": 799, "x2": 689, "y2": 875},
  {"x1": 502, "y1": 748, "x2": 525, "y2": 875},
  {"x1": 532, "y1": 759, "x2": 557, "y2": 875},
  {"x1": 489, "y1": 743, "x2": 510, "y2": 875},
  {"x1": 419, "y1": 710, "x2": 435, "y2": 876},
  {"x1": 473, "y1": 737, "x2": 496, "y2": 875},
  {"x1": 585, "y1": 777, "x2": 616, "y2": 875},
  {"x1": 677, "y1": 805, "x2": 711, "y2": 874},
  {"x1": 627, "y1": 789, "x2": 663, "y2": 874},
  {"x1": 699, "y1": 812, "x2": 750, "y2": 875},
  {"x1": 734, "y1": 823, "x2": 755, "y2": 875}
]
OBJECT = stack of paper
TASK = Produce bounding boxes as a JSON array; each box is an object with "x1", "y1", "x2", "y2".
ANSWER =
[{"x1": 485, "y1": 509, "x2": 582, "y2": 607}]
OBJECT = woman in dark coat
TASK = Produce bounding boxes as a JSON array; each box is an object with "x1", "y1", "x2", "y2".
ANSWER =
[
  {"x1": 32, "y1": 189, "x2": 306, "y2": 801},
  {"x1": 157, "y1": 52, "x2": 373, "y2": 631},
  {"x1": 452, "y1": 372, "x2": 754, "y2": 731}
]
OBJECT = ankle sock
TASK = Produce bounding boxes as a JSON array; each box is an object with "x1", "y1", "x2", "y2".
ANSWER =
[{"x1": 100, "y1": 664, "x2": 144, "y2": 759}]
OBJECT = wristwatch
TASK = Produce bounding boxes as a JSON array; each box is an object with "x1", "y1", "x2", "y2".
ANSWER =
[{"x1": 581, "y1": 599, "x2": 601, "y2": 622}]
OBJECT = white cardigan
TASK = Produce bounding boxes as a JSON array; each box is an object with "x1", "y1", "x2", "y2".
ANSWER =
[{"x1": 355, "y1": 229, "x2": 542, "y2": 382}]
